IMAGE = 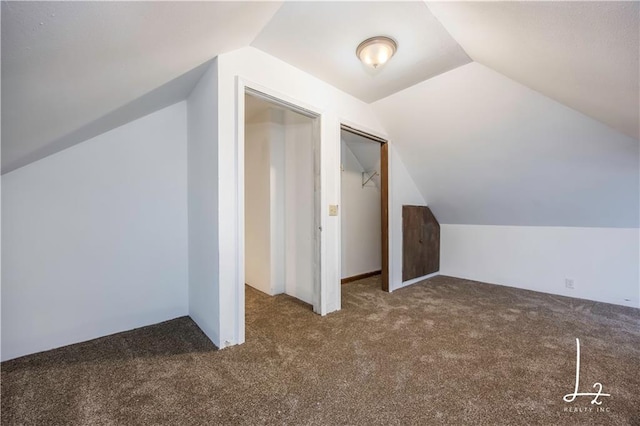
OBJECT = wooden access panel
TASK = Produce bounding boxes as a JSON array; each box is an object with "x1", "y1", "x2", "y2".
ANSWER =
[
  {"x1": 402, "y1": 205, "x2": 440, "y2": 281},
  {"x1": 380, "y1": 143, "x2": 389, "y2": 292}
]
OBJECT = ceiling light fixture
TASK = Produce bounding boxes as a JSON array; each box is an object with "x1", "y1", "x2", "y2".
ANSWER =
[{"x1": 356, "y1": 36, "x2": 397, "y2": 69}]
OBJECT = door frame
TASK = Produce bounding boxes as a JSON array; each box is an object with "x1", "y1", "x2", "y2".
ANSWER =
[
  {"x1": 339, "y1": 124, "x2": 390, "y2": 292},
  {"x1": 236, "y1": 78, "x2": 324, "y2": 343}
]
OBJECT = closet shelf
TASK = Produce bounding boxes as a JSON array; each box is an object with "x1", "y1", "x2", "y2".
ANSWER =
[{"x1": 362, "y1": 170, "x2": 379, "y2": 188}]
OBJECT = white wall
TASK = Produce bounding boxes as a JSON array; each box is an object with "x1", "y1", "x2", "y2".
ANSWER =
[
  {"x1": 270, "y1": 112, "x2": 287, "y2": 296},
  {"x1": 1, "y1": 102, "x2": 189, "y2": 361},
  {"x1": 426, "y1": 2, "x2": 640, "y2": 140},
  {"x1": 283, "y1": 111, "x2": 315, "y2": 305},
  {"x1": 244, "y1": 111, "x2": 273, "y2": 295},
  {"x1": 441, "y1": 225, "x2": 640, "y2": 308},
  {"x1": 216, "y1": 46, "x2": 400, "y2": 348},
  {"x1": 244, "y1": 106, "x2": 314, "y2": 305},
  {"x1": 187, "y1": 60, "x2": 220, "y2": 346},
  {"x1": 373, "y1": 61, "x2": 639, "y2": 305},
  {"x1": 340, "y1": 141, "x2": 381, "y2": 279},
  {"x1": 388, "y1": 144, "x2": 432, "y2": 291}
]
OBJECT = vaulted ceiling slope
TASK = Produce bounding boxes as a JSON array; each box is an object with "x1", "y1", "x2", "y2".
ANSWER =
[
  {"x1": 342, "y1": 131, "x2": 381, "y2": 177},
  {"x1": 426, "y1": 1, "x2": 640, "y2": 140},
  {"x1": 372, "y1": 62, "x2": 639, "y2": 228},
  {"x1": 2, "y1": 1, "x2": 638, "y2": 176},
  {"x1": 342, "y1": 130, "x2": 382, "y2": 189},
  {"x1": 1, "y1": 1, "x2": 283, "y2": 173},
  {"x1": 251, "y1": 1, "x2": 471, "y2": 103}
]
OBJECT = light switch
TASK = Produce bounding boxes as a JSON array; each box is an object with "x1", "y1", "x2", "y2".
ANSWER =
[{"x1": 329, "y1": 205, "x2": 339, "y2": 216}]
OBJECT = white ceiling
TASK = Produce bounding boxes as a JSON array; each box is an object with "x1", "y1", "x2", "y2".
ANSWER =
[
  {"x1": 342, "y1": 130, "x2": 380, "y2": 174},
  {"x1": 373, "y1": 63, "x2": 639, "y2": 228},
  {"x1": 342, "y1": 130, "x2": 382, "y2": 189},
  {"x1": 1, "y1": 1, "x2": 283, "y2": 173},
  {"x1": 426, "y1": 1, "x2": 640, "y2": 140},
  {"x1": 251, "y1": 1, "x2": 470, "y2": 103},
  {"x1": 2, "y1": 1, "x2": 638, "y2": 176},
  {"x1": 245, "y1": 93, "x2": 310, "y2": 125}
]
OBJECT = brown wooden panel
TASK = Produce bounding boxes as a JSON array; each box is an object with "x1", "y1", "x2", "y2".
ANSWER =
[
  {"x1": 341, "y1": 270, "x2": 382, "y2": 285},
  {"x1": 380, "y1": 143, "x2": 389, "y2": 292},
  {"x1": 402, "y1": 205, "x2": 440, "y2": 281}
]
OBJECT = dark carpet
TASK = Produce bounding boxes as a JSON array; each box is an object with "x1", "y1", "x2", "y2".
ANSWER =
[{"x1": 2, "y1": 275, "x2": 639, "y2": 425}]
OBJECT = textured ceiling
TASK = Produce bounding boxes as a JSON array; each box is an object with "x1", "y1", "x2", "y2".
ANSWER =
[
  {"x1": 426, "y1": 1, "x2": 640, "y2": 140},
  {"x1": 1, "y1": 1, "x2": 283, "y2": 173},
  {"x1": 251, "y1": 1, "x2": 470, "y2": 103}
]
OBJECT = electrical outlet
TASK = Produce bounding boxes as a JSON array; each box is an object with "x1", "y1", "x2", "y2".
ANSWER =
[
  {"x1": 565, "y1": 278, "x2": 575, "y2": 290},
  {"x1": 329, "y1": 204, "x2": 339, "y2": 216}
]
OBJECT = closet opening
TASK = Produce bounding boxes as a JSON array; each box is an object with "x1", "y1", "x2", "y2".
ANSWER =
[
  {"x1": 340, "y1": 125, "x2": 389, "y2": 291},
  {"x1": 243, "y1": 89, "x2": 322, "y2": 328}
]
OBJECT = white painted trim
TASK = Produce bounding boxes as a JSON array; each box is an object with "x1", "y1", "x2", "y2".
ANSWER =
[
  {"x1": 234, "y1": 77, "x2": 246, "y2": 345},
  {"x1": 235, "y1": 77, "x2": 325, "y2": 344},
  {"x1": 340, "y1": 117, "x2": 389, "y2": 143},
  {"x1": 238, "y1": 78, "x2": 325, "y2": 118},
  {"x1": 320, "y1": 118, "x2": 338, "y2": 315},
  {"x1": 314, "y1": 116, "x2": 325, "y2": 314}
]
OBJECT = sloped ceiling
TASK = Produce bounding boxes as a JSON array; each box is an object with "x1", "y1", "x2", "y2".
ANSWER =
[
  {"x1": 372, "y1": 62, "x2": 639, "y2": 228},
  {"x1": 2, "y1": 1, "x2": 638, "y2": 177},
  {"x1": 342, "y1": 131, "x2": 380, "y2": 175},
  {"x1": 4, "y1": 60, "x2": 214, "y2": 174},
  {"x1": 252, "y1": 1, "x2": 470, "y2": 103},
  {"x1": 1, "y1": 1, "x2": 283, "y2": 173},
  {"x1": 426, "y1": 1, "x2": 640, "y2": 140},
  {"x1": 342, "y1": 130, "x2": 381, "y2": 188}
]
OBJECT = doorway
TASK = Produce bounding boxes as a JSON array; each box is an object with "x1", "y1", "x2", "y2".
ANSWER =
[
  {"x1": 340, "y1": 125, "x2": 389, "y2": 291},
  {"x1": 243, "y1": 90, "x2": 322, "y2": 316}
]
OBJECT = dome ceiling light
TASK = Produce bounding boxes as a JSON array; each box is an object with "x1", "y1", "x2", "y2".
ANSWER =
[{"x1": 356, "y1": 36, "x2": 398, "y2": 69}]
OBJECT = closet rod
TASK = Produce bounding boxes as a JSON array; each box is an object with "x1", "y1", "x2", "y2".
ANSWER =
[
  {"x1": 362, "y1": 171, "x2": 379, "y2": 188},
  {"x1": 340, "y1": 124, "x2": 387, "y2": 144}
]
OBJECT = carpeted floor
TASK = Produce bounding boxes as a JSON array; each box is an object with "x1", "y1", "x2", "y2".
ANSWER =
[{"x1": 2, "y1": 275, "x2": 639, "y2": 425}]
